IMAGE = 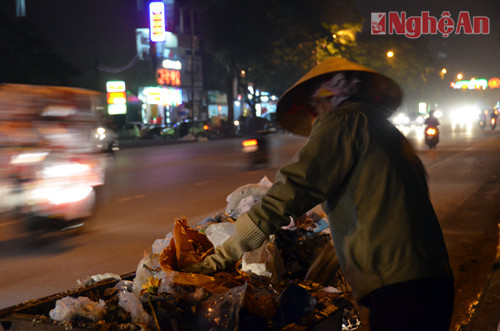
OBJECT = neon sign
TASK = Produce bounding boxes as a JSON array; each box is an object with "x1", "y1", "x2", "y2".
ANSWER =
[
  {"x1": 450, "y1": 77, "x2": 500, "y2": 90},
  {"x1": 157, "y1": 68, "x2": 181, "y2": 86},
  {"x1": 106, "y1": 81, "x2": 127, "y2": 115},
  {"x1": 144, "y1": 87, "x2": 182, "y2": 106},
  {"x1": 149, "y1": 2, "x2": 165, "y2": 42},
  {"x1": 451, "y1": 79, "x2": 488, "y2": 90},
  {"x1": 106, "y1": 81, "x2": 126, "y2": 92},
  {"x1": 488, "y1": 77, "x2": 500, "y2": 89},
  {"x1": 162, "y1": 59, "x2": 182, "y2": 70}
]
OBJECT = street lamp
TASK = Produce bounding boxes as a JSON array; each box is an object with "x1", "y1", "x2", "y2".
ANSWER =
[
  {"x1": 440, "y1": 68, "x2": 447, "y2": 79},
  {"x1": 457, "y1": 73, "x2": 463, "y2": 80},
  {"x1": 386, "y1": 51, "x2": 394, "y2": 58}
]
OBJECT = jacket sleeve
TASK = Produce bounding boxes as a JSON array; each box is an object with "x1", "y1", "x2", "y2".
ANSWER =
[{"x1": 247, "y1": 107, "x2": 368, "y2": 235}]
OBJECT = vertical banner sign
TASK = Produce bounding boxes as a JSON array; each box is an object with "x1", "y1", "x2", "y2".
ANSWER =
[
  {"x1": 150, "y1": 2, "x2": 166, "y2": 42},
  {"x1": 106, "y1": 81, "x2": 127, "y2": 115}
]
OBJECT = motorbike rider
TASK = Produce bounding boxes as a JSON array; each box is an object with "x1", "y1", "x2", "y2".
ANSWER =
[
  {"x1": 424, "y1": 109, "x2": 440, "y2": 128},
  {"x1": 243, "y1": 116, "x2": 270, "y2": 166},
  {"x1": 491, "y1": 108, "x2": 498, "y2": 123},
  {"x1": 479, "y1": 109, "x2": 488, "y2": 128},
  {"x1": 424, "y1": 109, "x2": 440, "y2": 147},
  {"x1": 184, "y1": 57, "x2": 454, "y2": 330}
]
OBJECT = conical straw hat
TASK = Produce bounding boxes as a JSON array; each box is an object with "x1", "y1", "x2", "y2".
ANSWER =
[{"x1": 276, "y1": 57, "x2": 402, "y2": 136}]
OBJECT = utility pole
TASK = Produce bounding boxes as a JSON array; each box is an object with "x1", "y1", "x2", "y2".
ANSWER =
[
  {"x1": 15, "y1": 0, "x2": 26, "y2": 17},
  {"x1": 190, "y1": 6, "x2": 196, "y2": 136}
]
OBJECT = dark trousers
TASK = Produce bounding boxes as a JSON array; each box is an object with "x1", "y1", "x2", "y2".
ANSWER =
[{"x1": 361, "y1": 278, "x2": 454, "y2": 331}]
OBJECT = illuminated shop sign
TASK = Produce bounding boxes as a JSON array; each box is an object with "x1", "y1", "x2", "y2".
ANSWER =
[
  {"x1": 451, "y1": 77, "x2": 500, "y2": 90},
  {"x1": 106, "y1": 80, "x2": 127, "y2": 115},
  {"x1": 107, "y1": 92, "x2": 126, "y2": 104},
  {"x1": 157, "y1": 68, "x2": 181, "y2": 86},
  {"x1": 418, "y1": 102, "x2": 427, "y2": 114},
  {"x1": 149, "y1": 2, "x2": 166, "y2": 42},
  {"x1": 106, "y1": 81, "x2": 126, "y2": 92},
  {"x1": 143, "y1": 87, "x2": 182, "y2": 106},
  {"x1": 162, "y1": 59, "x2": 182, "y2": 70}
]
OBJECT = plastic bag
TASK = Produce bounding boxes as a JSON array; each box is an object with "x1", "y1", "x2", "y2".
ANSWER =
[
  {"x1": 77, "y1": 273, "x2": 121, "y2": 287},
  {"x1": 49, "y1": 296, "x2": 106, "y2": 322},
  {"x1": 152, "y1": 232, "x2": 173, "y2": 254},
  {"x1": 197, "y1": 282, "x2": 248, "y2": 330},
  {"x1": 277, "y1": 284, "x2": 317, "y2": 326},
  {"x1": 133, "y1": 252, "x2": 162, "y2": 295},
  {"x1": 241, "y1": 239, "x2": 272, "y2": 278},
  {"x1": 118, "y1": 291, "x2": 152, "y2": 326},
  {"x1": 226, "y1": 176, "x2": 273, "y2": 218},
  {"x1": 205, "y1": 221, "x2": 235, "y2": 248},
  {"x1": 304, "y1": 241, "x2": 341, "y2": 286},
  {"x1": 114, "y1": 280, "x2": 134, "y2": 292}
]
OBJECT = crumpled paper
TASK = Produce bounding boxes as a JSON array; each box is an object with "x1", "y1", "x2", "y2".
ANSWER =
[
  {"x1": 158, "y1": 217, "x2": 244, "y2": 294},
  {"x1": 159, "y1": 217, "x2": 214, "y2": 271}
]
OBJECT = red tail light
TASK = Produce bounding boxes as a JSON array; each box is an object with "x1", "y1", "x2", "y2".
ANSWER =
[
  {"x1": 242, "y1": 139, "x2": 258, "y2": 147},
  {"x1": 426, "y1": 127, "x2": 437, "y2": 135}
]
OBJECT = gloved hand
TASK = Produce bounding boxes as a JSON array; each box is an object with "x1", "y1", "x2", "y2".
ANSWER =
[{"x1": 182, "y1": 213, "x2": 268, "y2": 275}]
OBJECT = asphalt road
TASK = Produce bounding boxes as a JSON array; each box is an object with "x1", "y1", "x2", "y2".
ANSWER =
[{"x1": 1, "y1": 123, "x2": 499, "y2": 330}]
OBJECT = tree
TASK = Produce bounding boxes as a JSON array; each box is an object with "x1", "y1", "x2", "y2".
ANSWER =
[
  {"x1": 188, "y1": 0, "x2": 362, "y2": 128},
  {"x1": 0, "y1": 15, "x2": 81, "y2": 86},
  {"x1": 189, "y1": 0, "x2": 437, "y2": 121},
  {"x1": 349, "y1": 34, "x2": 439, "y2": 113}
]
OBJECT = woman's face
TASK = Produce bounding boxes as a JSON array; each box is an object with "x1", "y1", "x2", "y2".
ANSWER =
[{"x1": 311, "y1": 72, "x2": 361, "y2": 116}]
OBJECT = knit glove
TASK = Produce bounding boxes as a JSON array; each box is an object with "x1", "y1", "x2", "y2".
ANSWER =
[{"x1": 182, "y1": 213, "x2": 268, "y2": 275}]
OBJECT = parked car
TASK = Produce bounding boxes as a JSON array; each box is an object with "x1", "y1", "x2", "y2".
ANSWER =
[
  {"x1": 161, "y1": 120, "x2": 212, "y2": 139},
  {"x1": 142, "y1": 124, "x2": 165, "y2": 139},
  {"x1": 118, "y1": 122, "x2": 146, "y2": 140}
]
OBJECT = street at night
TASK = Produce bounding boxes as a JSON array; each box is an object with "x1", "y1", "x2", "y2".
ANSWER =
[
  {"x1": 1, "y1": 124, "x2": 499, "y2": 329},
  {"x1": 1, "y1": 0, "x2": 500, "y2": 329}
]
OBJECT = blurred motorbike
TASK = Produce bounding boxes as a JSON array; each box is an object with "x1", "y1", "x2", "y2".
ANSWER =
[
  {"x1": 242, "y1": 132, "x2": 269, "y2": 167},
  {"x1": 424, "y1": 126, "x2": 439, "y2": 149},
  {"x1": 478, "y1": 119, "x2": 486, "y2": 129},
  {"x1": 94, "y1": 126, "x2": 119, "y2": 154},
  {"x1": 0, "y1": 84, "x2": 108, "y2": 233},
  {"x1": 10, "y1": 151, "x2": 105, "y2": 231}
]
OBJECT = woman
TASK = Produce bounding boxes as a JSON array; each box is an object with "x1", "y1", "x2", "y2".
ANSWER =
[{"x1": 184, "y1": 57, "x2": 454, "y2": 330}]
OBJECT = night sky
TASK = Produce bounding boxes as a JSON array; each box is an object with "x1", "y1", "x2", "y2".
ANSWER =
[{"x1": 13, "y1": 0, "x2": 500, "y2": 91}]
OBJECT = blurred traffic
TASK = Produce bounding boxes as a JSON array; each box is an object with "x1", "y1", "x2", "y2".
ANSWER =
[
  {"x1": 389, "y1": 101, "x2": 499, "y2": 144},
  {"x1": 0, "y1": 84, "x2": 113, "y2": 232}
]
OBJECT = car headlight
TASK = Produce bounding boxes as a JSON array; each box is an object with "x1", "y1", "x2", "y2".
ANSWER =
[
  {"x1": 42, "y1": 163, "x2": 91, "y2": 179},
  {"x1": 95, "y1": 127, "x2": 107, "y2": 141}
]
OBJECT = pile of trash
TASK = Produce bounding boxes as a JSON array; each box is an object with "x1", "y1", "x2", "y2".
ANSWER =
[{"x1": 46, "y1": 177, "x2": 361, "y2": 330}]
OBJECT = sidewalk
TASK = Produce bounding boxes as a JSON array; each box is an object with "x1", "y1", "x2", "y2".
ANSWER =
[
  {"x1": 117, "y1": 135, "x2": 202, "y2": 149},
  {"x1": 465, "y1": 258, "x2": 500, "y2": 330}
]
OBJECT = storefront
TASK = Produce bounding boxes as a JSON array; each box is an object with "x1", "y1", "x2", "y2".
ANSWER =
[{"x1": 138, "y1": 86, "x2": 183, "y2": 125}]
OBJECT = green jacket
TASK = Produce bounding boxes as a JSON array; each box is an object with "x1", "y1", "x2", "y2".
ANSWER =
[{"x1": 247, "y1": 101, "x2": 453, "y2": 300}]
